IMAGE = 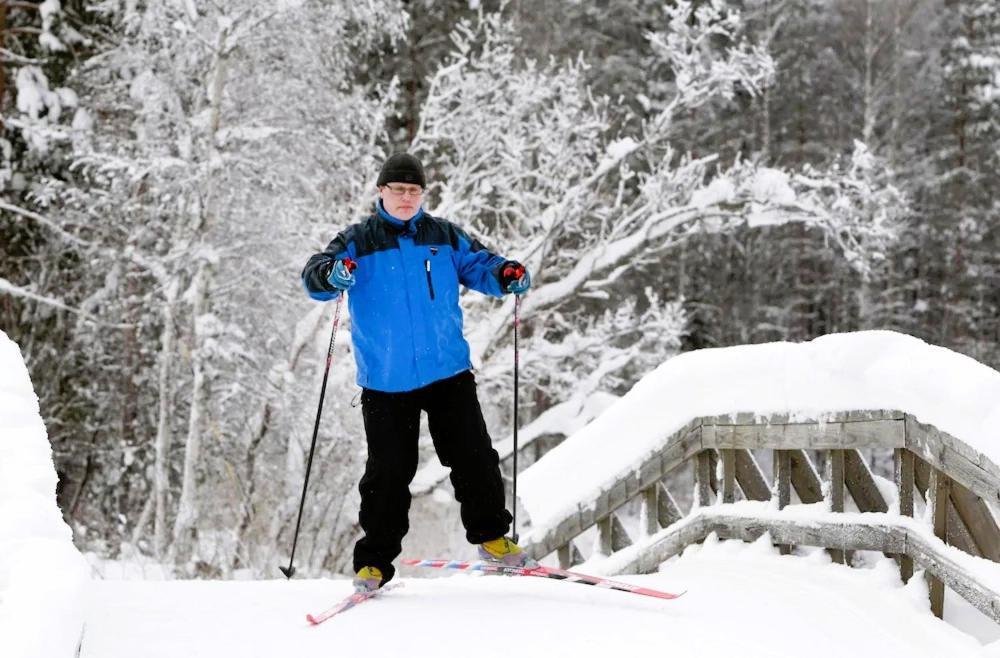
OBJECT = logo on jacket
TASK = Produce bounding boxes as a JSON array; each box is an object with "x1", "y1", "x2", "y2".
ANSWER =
[{"x1": 430, "y1": 247, "x2": 439, "y2": 255}]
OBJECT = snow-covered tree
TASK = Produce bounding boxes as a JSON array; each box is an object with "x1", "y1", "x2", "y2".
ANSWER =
[
  {"x1": 408, "y1": 2, "x2": 905, "y2": 437},
  {"x1": 37, "y1": 0, "x2": 407, "y2": 574}
]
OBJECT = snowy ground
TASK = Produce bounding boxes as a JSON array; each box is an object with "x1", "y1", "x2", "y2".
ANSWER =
[{"x1": 80, "y1": 536, "x2": 995, "y2": 658}]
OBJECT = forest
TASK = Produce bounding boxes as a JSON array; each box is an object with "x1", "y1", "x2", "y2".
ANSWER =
[{"x1": 1, "y1": 0, "x2": 997, "y2": 577}]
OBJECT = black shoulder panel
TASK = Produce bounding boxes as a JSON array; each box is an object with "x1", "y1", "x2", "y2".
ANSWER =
[
  {"x1": 415, "y1": 214, "x2": 456, "y2": 248},
  {"x1": 353, "y1": 215, "x2": 399, "y2": 257}
]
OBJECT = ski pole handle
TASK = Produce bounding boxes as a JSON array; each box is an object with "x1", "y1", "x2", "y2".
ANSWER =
[{"x1": 502, "y1": 264, "x2": 525, "y2": 280}]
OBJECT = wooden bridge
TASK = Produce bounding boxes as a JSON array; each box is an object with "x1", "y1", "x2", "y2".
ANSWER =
[{"x1": 512, "y1": 409, "x2": 1000, "y2": 624}]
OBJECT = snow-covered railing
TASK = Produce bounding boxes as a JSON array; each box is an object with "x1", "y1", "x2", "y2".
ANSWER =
[{"x1": 523, "y1": 409, "x2": 1000, "y2": 624}]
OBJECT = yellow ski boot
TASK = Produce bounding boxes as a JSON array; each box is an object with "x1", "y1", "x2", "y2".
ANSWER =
[
  {"x1": 478, "y1": 537, "x2": 536, "y2": 567},
  {"x1": 352, "y1": 566, "x2": 383, "y2": 592}
]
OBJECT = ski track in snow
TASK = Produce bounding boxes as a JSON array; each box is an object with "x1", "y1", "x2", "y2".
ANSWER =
[{"x1": 79, "y1": 542, "x2": 991, "y2": 658}]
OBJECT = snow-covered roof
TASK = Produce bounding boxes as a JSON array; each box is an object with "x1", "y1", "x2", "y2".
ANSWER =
[
  {"x1": 518, "y1": 330, "x2": 1000, "y2": 534},
  {"x1": 0, "y1": 331, "x2": 89, "y2": 658}
]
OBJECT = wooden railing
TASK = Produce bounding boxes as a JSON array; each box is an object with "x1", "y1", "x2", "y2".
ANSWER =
[{"x1": 521, "y1": 409, "x2": 1000, "y2": 624}]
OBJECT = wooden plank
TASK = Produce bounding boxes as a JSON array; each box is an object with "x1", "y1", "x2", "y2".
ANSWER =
[
  {"x1": 734, "y1": 449, "x2": 771, "y2": 501},
  {"x1": 789, "y1": 449, "x2": 823, "y2": 504},
  {"x1": 596, "y1": 516, "x2": 613, "y2": 557},
  {"x1": 660, "y1": 424, "x2": 704, "y2": 479},
  {"x1": 950, "y1": 479, "x2": 1000, "y2": 563},
  {"x1": 594, "y1": 513, "x2": 632, "y2": 556},
  {"x1": 557, "y1": 542, "x2": 584, "y2": 569},
  {"x1": 905, "y1": 531, "x2": 1000, "y2": 625},
  {"x1": 709, "y1": 516, "x2": 906, "y2": 554},
  {"x1": 775, "y1": 451, "x2": 791, "y2": 509},
  {"x1": 607, "y1": 479, "x2": 629, "y2": 514},
  {"x1": 697, "y1": 450, "x2": 714, "y2": 507},
  {"x1": 557, "y1": 543, "x2": 570, "y2": 569},
  {"x1": 895, "y1": 448, "x2": 915, "y2": 583},
  {"x1": 929, "y1": 468, "x2": 950, "y2": 618},
  {"x1": 905, "y1": 414, "x2": 1000, "y2": 506},
  {"x1": 722, "y1": 449, "x2": 736, "y2": 503},
  {"x1": 829, "y1": 449, "x2": 846, "y2": 565},
  {"x1": 611, "y1": 514, "x2": 633, "y2": 552},
  {"x1": 641, "y1": 486, "x2": 659, "y2": 537},
  {"x1": 702, "y1": 409, "x2": 905, "y2": 426},
  {"x1": 775, "y1": 449, "x2": 792, "y2": 555},
  {"x1": 710, "y1": 419, "x2": 905, "y2": 450},
  {"x1": 844, "y1": 449, "x2": 889, "y2": 513},
  {"x1": 657, "y1": 483, "x2": 683, "y2": 529},
  {"x1": 914, "y1": 457, "x2": 981, "y2": 557}
]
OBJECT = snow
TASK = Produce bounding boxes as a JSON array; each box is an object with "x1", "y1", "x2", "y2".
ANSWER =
[
  {"x1": 78, "y1": 536, "x2": 990, "y2": 657},
  {"x1": 15, "y1": 67, "x2": 49, "y2": 118},
  {"x1": 0, "y1": 331, "x2": 90, "y2": 658},
  {"x1": 593, "y1": 137, "x2": 639, "y2": 178},
  {"x1": 599, "y1": 500, "x2": 1000, "y2": 608},
  {"x1": 412, "y1": 389, "x2": 619, "y2": 494},
  {"x1": 518, "y1": 330, "x2": 1000, "y2": 534},
  {"x1": 4, "y1": 323, "x2": 997, "y2": 654},
  {"x1": 690, "y1": 176, "x2": 736, "y2": 208}
]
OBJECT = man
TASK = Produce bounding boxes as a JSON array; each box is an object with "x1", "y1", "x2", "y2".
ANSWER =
[{"x1": 301, "y1": 153, "x2": 532, "y2": 592}]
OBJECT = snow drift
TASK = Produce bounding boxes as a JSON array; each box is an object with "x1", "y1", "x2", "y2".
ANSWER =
[{"x1": 0, "y1": 330, "x2": 89, "y2": 658}]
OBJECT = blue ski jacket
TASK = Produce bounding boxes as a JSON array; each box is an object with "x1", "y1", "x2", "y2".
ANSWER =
[{"x1": 301, "y1": 202, "x2": 509, "y2": 392}]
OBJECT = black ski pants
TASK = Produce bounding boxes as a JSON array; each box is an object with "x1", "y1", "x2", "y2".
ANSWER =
[{"x1": 352, "y1": 370, "x2": 512, "y2": 583}]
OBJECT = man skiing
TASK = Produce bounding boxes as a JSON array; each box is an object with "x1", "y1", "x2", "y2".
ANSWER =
[{"x1": 301, "y1": 153, "x2": 532, "y2": 592}]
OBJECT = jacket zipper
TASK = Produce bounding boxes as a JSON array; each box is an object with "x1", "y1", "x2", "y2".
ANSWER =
[{"x1": 424, "y1": 259, "x2": 435, "y2": 300}]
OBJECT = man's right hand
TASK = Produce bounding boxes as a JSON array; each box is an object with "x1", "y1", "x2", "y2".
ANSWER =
[{"x1": 326, "y1": 258, "x2": 357, "y2": 291}]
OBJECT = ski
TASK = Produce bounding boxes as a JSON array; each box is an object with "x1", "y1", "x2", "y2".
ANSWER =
[
  {"x1": 402, "y1": 559, "x2": 683, "y2": 600},
  {"x1": 306, "y1": 582, "x2": 402, "y2": 626}
]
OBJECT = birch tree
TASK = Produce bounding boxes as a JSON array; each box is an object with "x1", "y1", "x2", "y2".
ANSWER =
[{"x1": 61, "y1": 0, "x2": 405, "y2": 572}]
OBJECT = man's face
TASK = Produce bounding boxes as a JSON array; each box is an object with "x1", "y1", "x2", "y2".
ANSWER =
[{"x1": 379, "y1": 183, "x2": 424, "y2": 221}]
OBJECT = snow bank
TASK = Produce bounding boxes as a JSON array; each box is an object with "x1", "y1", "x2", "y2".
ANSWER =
[
  {"x1": 519, "y1": 330, "x2": 1000, "y2": 533},
  {"x1": 0, "y1": 330, "x2": 89, "y2": 658}
]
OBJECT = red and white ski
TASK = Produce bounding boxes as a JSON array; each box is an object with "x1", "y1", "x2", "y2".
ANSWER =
[
  {"x1": 306, "y1": 582, "x2": 402, "y2": 626},
  {"x1": 402, "y1": 559, "x2": 683, "y2": 600}
]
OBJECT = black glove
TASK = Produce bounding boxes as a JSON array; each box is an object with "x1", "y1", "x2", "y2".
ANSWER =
[{"x1": 498, "y1": 260, "x2": 531, "y2": 295}]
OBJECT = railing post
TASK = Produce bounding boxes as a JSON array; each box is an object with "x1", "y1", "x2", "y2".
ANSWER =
[
  {"x1": 775, "y1": 449, "x2": 792, "y2": 555},
  {"x1": 641, "y1": 486, "x2": 659, "y2": 537},
  {"x1": 558, "y1": 544, "x2": 571, "y2": 569},
  {"x1": 722, "y1": 449, "x2": 736, "y2": 504},
  {"x1": 929, "y1": 467, "x2": 950, "y2": 618},
  {"x1": 656, "y1": 483, "x2": 683, "y2": 528},
  {"x1": 894, "y1": 448, "x2": 914, "y2": 583},
  {"x1": 829, "y1": 449, "x2": 846, "y2": 564},
  {"x1": 557, "y1": 542, "x2": 583, "y2": 569},
  {"x1": 596, "y1": 516, "x2": 613, "y2": 557},
  {"x1": 696, "y1": 450, "x2": 715, "y2": 507}
]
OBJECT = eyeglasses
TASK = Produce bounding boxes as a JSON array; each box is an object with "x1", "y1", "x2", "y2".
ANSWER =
[{"x1": 382, "y1": 184, "x2": 424, "y2": 198}]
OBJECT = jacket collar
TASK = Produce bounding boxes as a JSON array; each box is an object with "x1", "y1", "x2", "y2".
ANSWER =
[{"x1": 377, "y1": 200, "x2": 425, "y2": 235}]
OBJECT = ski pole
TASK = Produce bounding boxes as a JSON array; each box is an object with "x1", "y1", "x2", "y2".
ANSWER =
[
  {"x1": 502, "y1": 262, "x2": 526, "y2": 544},
  {"x1": 281, "y1": 258, "x2": 355, "y2": 579},
  {"x1": 512, "y1": 292, "x2": 521, "y2": 543}
]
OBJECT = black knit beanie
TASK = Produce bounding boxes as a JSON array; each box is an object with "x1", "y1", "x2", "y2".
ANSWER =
[{"x1": 377, "y1": 153, "x2": 426, "y2": 187}]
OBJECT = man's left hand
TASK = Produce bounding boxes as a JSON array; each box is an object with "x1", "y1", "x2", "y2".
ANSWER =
[{"x1": 500, "y1": 261, "x2": 531, "y2": 295}]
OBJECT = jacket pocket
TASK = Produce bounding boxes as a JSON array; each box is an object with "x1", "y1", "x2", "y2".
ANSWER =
[{"x1": 424, "y1": 259, "x2": 436, "y2": 300}]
